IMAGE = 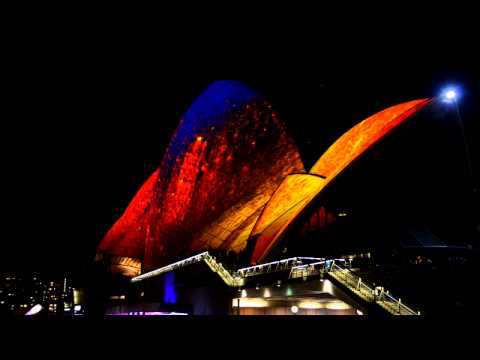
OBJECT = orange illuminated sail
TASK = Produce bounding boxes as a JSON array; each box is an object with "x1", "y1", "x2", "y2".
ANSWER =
[
  {"x1": 310, "y1": 99, "x2": 432, "y2": 178},
  {"x1": 250, "y1": 174, "x2": 326, "y2": 263},
  {"x1": 251, "y1": 98, "x2": 432, "y2": 263}
]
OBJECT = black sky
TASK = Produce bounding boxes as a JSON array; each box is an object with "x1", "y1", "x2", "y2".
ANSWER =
[{"x1": 2, "y1": 24, "x2": 479, "y2": 275}]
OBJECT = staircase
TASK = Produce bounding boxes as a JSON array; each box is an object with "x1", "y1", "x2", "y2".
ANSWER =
[
  {"x1": 327, "y1": 261, "x2": 419, "y2": 315},
  {"x1": 131, "y1": 252, "x2": 244, "y2": 287},
  {"x1": 132, "y1": 252, "x2": 420, "y2": 315},
  {"x1": 203, "y1": 254, "x2": 244, "y2": 287}
]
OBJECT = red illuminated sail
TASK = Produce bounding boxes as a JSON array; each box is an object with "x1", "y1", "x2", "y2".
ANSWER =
[{"x1": 97, "y1": 81, "x2": 304, "y2": 273}]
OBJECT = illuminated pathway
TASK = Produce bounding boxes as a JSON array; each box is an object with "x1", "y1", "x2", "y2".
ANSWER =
[
  {"x1": 131, "y1": 252, "x2": 244, "y2": 287},
  {"x1": 131, "y1": 252, "x2": 419, "y2": 315}
]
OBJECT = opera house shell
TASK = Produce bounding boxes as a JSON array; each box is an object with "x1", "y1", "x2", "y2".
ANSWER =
[{"x1": 96, "y1": 80, "x2": 433, "y2": 276}]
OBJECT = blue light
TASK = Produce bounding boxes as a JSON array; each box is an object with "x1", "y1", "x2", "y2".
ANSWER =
[
  {"x1": 163, "y1": 272, "x2": 177, "y2": 304},
  {"x1": 164, "y1": 81, "x2": 262, "y2": 172},
  {"x1": 440, "y1": 86, "x2": 461, "y2": 104},
  {"x1": 446, "y1": 90, "x2": 456, "y2": 100}
]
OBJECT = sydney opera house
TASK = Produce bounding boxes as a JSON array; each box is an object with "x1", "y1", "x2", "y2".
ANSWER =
[{"x1": 93, "y1": 81, "x2": 476, "y2": 315}]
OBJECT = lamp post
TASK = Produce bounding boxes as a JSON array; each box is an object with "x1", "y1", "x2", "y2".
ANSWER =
[
  {"x1": 441, "y1": 87, "x2": 476, "y2": 194},
  {"x1": 454, "y1": 99, "x2": 475, "y2": 194}
]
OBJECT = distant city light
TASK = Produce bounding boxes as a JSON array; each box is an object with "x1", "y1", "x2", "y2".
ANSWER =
[
  {"x1": 241, "y1": 289, "x2": 247, "y2": 298},
  {"x1": 291, "y1": 305, "x2": 299, "y2": 314},
  {"x1": 356, "y1": 309, "x2": 364, "y2": 316}
]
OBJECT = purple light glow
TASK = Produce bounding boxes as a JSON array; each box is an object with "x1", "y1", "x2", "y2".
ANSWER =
[
  {"x1": 106, "y1": 311, "x2": 188, "y2": 316},
  {"x1": 25, "y1": 304, "x2": 43, "y2": 316}
]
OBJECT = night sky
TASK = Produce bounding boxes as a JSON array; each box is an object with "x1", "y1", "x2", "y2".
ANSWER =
[{"x1": 2, "y1": 33, "x2": 479, "y2": 276}]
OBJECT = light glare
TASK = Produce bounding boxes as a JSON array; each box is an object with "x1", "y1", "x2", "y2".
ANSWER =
[
  {"x1": 446, "y1": 90, "x2": 456, "y2": 99},
  {"x1": 25, "y1": 304, "x2": 43, "y2": 316},
  {"x1": 440, "y1": 86, "x2": 461, "y2": 103}
]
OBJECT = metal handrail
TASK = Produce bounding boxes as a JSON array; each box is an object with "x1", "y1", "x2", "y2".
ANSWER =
[
  {"x1": 289, "y1": 260, "x2": 327, "y2": 279},
  {"x1": 377, "y1": 292, "x2": 418, "y2": 315},
  {"x1": 328, "y1": 261, "x2": 419, "y2": 315},
  {"x1": 203, "y1": 254, "x2": 244, "y2": 287},
  {"x1": 131, "y1": 252, "x2": 209, "y2": 282},
  {"x1": 236, "y1": 257, "x2": 324, "y2": 277},
  {"x1": 131, "y1": 252, "x2": 244, "y2": 287},
  {"x1": 131, "y1": 252, "x2": 420, "y2": 315}
]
